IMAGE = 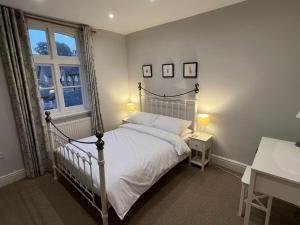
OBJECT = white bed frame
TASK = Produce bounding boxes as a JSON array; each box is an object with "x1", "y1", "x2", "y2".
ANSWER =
[
  {"x1": 138, "y1": 83, "x2": 199, "y2": 132},
  {"x1": 45, "y1": 82, "x2": 199, "y2": 225}
]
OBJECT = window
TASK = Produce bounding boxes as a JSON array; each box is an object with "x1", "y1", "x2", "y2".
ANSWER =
[
  {"x1": 35, "y1": 65, "x2": 57, "y2": 110},
  {"x1": 54, "y1": 33, "x2": 77, "y2": 56},
  {"x1": 59, "y1": 66, "x2": 83, "y2": 107},
  {"x1": 29, "y1": 29, "x2": 49, "y2": 55},
  {"x1": 28, "y1": 21, "x2": 88, "y2": 116}
]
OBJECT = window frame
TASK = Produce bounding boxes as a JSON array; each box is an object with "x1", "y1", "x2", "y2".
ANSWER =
[{"x1": 28, "y1": 19, "x2": 89, "y2": 118}]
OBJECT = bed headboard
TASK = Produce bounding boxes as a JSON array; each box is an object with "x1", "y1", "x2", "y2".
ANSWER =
[{"x1": 138, "y1": 82, "x2": 199, "y2": 131}]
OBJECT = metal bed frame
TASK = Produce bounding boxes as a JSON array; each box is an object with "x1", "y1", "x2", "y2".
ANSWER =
[
  {"x1": 138, "y1": 82, "x2": 199, "y2": 131},
  {"x1": 45, "y1": 82, "x2": 199, "y2": 225}
]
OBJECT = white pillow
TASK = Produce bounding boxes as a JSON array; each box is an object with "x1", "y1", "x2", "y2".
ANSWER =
[
  {"x1": 152, "y1": 115, "x2": 192, "y2": 135},
  {"x1": 127, "y1": 112, "x2": 159, "y2": 126},
  {"x1": 181, "y1": 128, "x2": 192, "y2": 137}
]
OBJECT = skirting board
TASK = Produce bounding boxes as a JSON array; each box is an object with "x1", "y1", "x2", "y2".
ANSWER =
[
  {"x1": 0, "y1": 156, "x2": 246, "y2": 188},
  {"x1": 0, "y1": 169, "x2": 25, "y2": 188},
  {"x1": 210, "y1": 154, "x2": 248, "y2": 174}
]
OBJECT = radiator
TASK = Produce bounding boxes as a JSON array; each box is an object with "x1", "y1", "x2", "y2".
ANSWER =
[{"x1": 56, "y1": 117, "x2": 92, "y2": 140}]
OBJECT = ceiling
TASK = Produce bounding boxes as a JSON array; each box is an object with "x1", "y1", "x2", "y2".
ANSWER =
[{"x1": 1, "y1": 0, "x2": 245, "y2": 34}]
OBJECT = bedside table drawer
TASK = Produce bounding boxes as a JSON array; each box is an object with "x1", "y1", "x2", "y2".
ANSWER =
[
  {"x1": 189, "y1": 139, "x2": 205, "y2": 151},
  {"x1": 189, "y1": 138, "x2": 212, "y2": 151}
]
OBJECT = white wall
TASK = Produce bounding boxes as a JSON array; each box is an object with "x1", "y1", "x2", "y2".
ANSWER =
[
  {"x1": 127, "y1": 0, "x2": 300, "y2": 164},
  {"x1": 0, "y1": 56, "x2": 24, "y2": 177},
  {"x1": 93, "y1": 29, "x2": 129, "y2": 131}
]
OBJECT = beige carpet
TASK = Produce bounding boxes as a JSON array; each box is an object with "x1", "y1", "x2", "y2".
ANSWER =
[{"x1": 0, "y1": 164, "x2": 299, "y2": 225}]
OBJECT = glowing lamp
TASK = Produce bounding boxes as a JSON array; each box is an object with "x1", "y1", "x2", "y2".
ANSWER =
[
  {"x1": 126, "y1": 103, "x2": 136, "y2": 112},
  {"x1": 197, "y1": 113, "x2": 209, "y2": 126}
]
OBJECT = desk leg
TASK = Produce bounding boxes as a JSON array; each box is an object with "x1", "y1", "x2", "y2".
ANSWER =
[
  {"x1": 244, "y1": 170, "x2": 256, "y2": 225},
  {"x1": 265, "y1": 197, "x2": 273, "y2": 225},
  {"x1": 238, "y1": 183, "x2": 246, "y2": 216},
  {"x1": 201, "y1": 150, "x2": 205, "y2": 172}
]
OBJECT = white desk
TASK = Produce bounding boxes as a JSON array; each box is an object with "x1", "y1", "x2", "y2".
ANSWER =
[{"x1": 244, "y1": 137, "x2": 300, "y2": 225}]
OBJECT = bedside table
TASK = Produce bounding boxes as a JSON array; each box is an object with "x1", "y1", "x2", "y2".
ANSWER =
[{"x1": 189, "y1": 132, "x2": 213, "y2": 171}]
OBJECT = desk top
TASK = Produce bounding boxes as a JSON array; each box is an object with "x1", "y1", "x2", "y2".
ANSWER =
[{"x1": 252, "y1": 137, "x2": 300, "y2": 185}]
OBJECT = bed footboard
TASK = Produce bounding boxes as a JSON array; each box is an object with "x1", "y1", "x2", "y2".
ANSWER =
[{"x1": 45, "y1": 111, "x2": 108, "y2": 225}]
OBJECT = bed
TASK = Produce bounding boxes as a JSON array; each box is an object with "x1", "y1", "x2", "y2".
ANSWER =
[{"x1": 45, "y1": 82, "x2": 199, "y2": 225}]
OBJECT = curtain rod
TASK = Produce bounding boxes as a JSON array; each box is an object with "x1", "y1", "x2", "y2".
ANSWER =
[
  {"x1": 25, "y1": 13, "x2": 96, "y2": 33},
  {"x1": 25, "y1": 14, "x2": 81, "y2": 29},
  {"x1": 0, "y1": 4, "x2": 97, "y2": 33}
]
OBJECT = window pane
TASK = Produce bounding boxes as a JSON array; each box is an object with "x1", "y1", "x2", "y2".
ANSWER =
[
  {"x1": 28, "y1": 29, "x2": 49, "y2": 55},
  {"x1": 59, "y1": 66, "x2": 81, "y2": 86},
  {"x1": 55, "y1": 33, "x2": 77, "y2": 56},
  {"x1": 35, "y1": 65, "x2": 54, "y2": 88},
  {"x1": 40, "y1": 89, "x2": 57, "y2": 110},
  {"x1": 63, "y1": 87, "x2": 83, "y2": 107}
]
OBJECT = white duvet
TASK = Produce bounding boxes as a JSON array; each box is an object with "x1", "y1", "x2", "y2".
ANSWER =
[{"x1": 58, "y1": 123, "x2": 190, "y2": 219}]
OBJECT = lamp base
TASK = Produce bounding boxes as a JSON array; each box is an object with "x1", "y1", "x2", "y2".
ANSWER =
[{"x1": 296, "y1": 141, "x2": 300, "y2": 147}]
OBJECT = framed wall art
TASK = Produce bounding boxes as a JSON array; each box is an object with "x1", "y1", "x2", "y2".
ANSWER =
[
  {"x1": 162, "y1": 63, "x2": 174, "y2": 78},
  {"x1": 183, "y1": 62, "x2": 198, "y2": 78},
  {"x1": 142, "y1": 65, "x2": 152, "y2": 78}
]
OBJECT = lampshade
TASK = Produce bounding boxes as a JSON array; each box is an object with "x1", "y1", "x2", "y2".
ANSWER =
[
  {"x1": 297, "y1": 110, "x2": 300, "y2": 119},
  {"x1": 197, "y1": 113, "x2": 209, "y2": 126},
  {"x1": 126, "y1": 103, "x2": 136, "y2": 112}
]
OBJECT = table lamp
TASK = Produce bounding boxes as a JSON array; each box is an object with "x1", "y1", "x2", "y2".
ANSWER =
[
  {"x1": 296, "y1": 110, "x2": 300, "y2": 147},
  {"x1": 126, "y1": 102, "x2": 136, "y2": 112},
  {"x1": 197, "y1": 113, "x2": 209, "y2": 131}
]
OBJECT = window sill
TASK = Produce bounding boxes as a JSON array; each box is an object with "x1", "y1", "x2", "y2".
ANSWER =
[{"x1": 51, "y1": 109, "x2": 91, "y2": 122}]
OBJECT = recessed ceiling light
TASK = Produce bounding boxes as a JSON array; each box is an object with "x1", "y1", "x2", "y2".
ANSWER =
[
  {"x1": 150, "y1": 0, "x2": 156, "y2": 3},
  {"x1": 109, "y1": 13, "x2": 114, "y2": 19}
]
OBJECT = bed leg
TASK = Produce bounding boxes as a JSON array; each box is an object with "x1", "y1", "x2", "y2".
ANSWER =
[
  {"x1": 45, "y1": 111, "x2": 58, "y2": 181},
  {"x1": 102, "y1": 213, "x2": 108, "y2": 225},
  {"x1": 96, "y1": 132, "x2": 109, "y2": 225},
  {"x1": 53, "y1": 166, "x2": 58, "y2": 180}
]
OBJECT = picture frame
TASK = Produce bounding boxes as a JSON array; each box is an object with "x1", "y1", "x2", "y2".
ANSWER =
[
  {"x1": 142, "y1": 65, "x2": 152, "y2": 78},
  {"x1": 162, "y1": 63, "x2": 174, "y2": 78},
  {"x1": 183, "y1": 62, "x2": 198, "y2": 78}
]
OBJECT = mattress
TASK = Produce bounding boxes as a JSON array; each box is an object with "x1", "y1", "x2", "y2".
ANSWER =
[{"x1": 56, "y1": 123, "x2": 191, "y2": 219}]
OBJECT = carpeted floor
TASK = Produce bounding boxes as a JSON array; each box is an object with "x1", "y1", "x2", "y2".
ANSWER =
[{"x1": 0, "y1": 164, "x2": 299, "y2": 225}]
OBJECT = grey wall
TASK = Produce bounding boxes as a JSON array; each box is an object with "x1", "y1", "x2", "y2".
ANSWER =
[
  {"x1": 1, "y1": 0, "x2": 300, "y2": 177},
  {"x1": 93, "y1": 29, "x2": 129, "y2": 131},
  {"x1": 127, "y1": 0, "x2": 300, "y2": 164},
  {"x1": 0, "y1": 56, "x2": 24, "y2": 176}
]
